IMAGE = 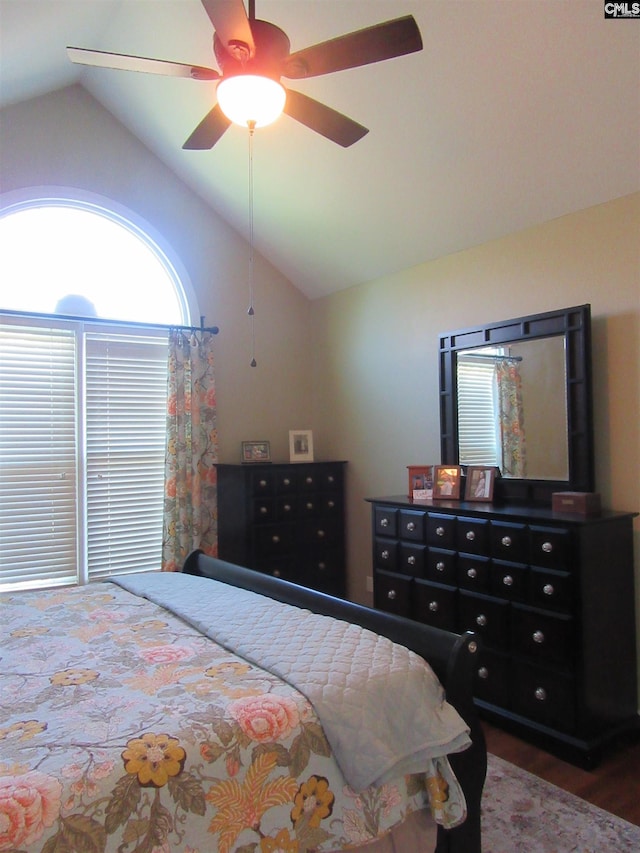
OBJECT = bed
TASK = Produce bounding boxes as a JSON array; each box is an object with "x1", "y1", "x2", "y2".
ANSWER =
[{"x1": 0, "y1": 550, "x2": 486, "y2": 853}]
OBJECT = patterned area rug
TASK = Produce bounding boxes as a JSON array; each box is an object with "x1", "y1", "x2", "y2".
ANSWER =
[{"x1": 483, "y1": 754, "x2": 640, "y2": 852}]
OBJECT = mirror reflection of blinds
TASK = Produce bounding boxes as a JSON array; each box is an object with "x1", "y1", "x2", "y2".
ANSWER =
[
  {"x1": 457, "y1": 357, "x2": 498, "y2": 467},
  {"x1": 0, "y1": 316, "x2": 168, "y2": 591}
]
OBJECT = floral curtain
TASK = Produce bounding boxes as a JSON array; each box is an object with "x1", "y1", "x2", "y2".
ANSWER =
[
  {"x1": 162, "y1": 329, "x2": 218, "y2": 571},
  {"x1": 494, "y1": 358, "x2": 527, "y2": 478}
]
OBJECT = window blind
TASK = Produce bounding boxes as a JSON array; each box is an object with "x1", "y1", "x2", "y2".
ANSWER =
[
  {"x1": 457, "y1": 357, "x2": 499, "y2": 467},
  {"x1": 85, "y1": 332, "x2": 168, "y2": 581},
  {"x1": 0, "y1": 317, "x2": 169, "y2": 591},
  {"x1": 0, "y1": 324, "x2": 78, "y2": 588}
]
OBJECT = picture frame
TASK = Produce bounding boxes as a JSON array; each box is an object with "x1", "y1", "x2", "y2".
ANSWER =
[
  {"x1": 407, "y1": 465, "x2": 435, "y2": 500},
  {"x1": 241, "y1": 440, "x2": 271, "y2": 463},
  {"x1": 464, "y1": 466, "x2": 496, "y2": 502},
  {"x1": 433, "y1": 465, "x2": 462, "y2": 500},
  {"x1": 289, "y1": 429, "x2": 314, "y2": 463}
]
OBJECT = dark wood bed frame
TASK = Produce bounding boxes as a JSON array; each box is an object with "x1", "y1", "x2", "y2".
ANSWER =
[{"x1": 183, "y1": 550, "x2": 486, "y2": 853}]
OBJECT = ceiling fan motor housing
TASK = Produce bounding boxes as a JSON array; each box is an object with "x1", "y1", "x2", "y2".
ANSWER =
[{"x1": 214, "y1": 19, "x2": 290, "y2": 82}]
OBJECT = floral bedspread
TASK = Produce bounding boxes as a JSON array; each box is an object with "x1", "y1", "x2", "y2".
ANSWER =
[{"x1": 0, "y1": 580, "x2": 466, "y2": 853}]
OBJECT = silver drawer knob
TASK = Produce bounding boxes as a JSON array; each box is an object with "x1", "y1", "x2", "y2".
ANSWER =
[
  {"x1": 406, "y1": 521, "x2": 416, "y2": 532},
  {"x1": 542, "y1": 541, "x2": 553, "y2": 553},
  {"x1": 436, "y1": 526, "x2": 445, "y2": 537},
  {"x1": 283, "y1": 478, "x2": 291, "y2": 486},
  {"x1": 259, "y1": 506, "x2": 268, "y2": 514},
  {"x1": 543, "y1": 583, "x2": 555, "y2": 596},
  {"x1": 306, "y1": 502, "x2": 314, "y2": 510},
  {"x1": 476, "y1": 614, "x2": 487, "y2": 627},
  {"x1": 407, "y1": 555, "x2": 416, "y2": 566},
  {"x1": 501, "y1": 535, "x2": 512, "y2": 547},
  {"x1": 273, "y1": 569, "x2": 281, "y2": 577},
  {"x1": 387, "y1": 589, "x2": 397, "y2": 600},
  {"x1": 467, "y1": 568, "x2": 477, "y2": 579},
  {"x1": 318, "y1": 562, "x2": 326, "y2": 571},
  {"x1": 306, "y1": 477, "x2": 313, "y2": 485},
  {"x1": 478, "y1": 666, "x2": 489, "y2": 679},
  {"x1": 428, "y1": 601, "x2": 439, "y2": 612},
  {"x1": 381, "y1": 549, "x2": 390, "y2": 560},
  {"x1": 466, "y1": 530, "x2": 475, "y2": 541},
  {"x1": 533, "y1": 630, "x2": 545, "y2": 644},
  {"x1": 272, "y1": 535, "x2": 280, "y2": 544},
  {"x1": 317, "y1": 529, "x2": 325, "y2": 538},
  {"x1": 283, "y1": 504, "x2": 292, "y2": 513},
  {"x1": 436, "y1": 561, "x2": 445, "y2": 572},
  {"x1": 327, "y1": 476, "x2": 334, "y2": 483},
  {"x1": 259, "y1": 479, "x2": 267, "y2": 487},
  {"x1": 503, "y1": 575, "x2": 514, "y2": 587},
  {"x1": 327, "y1": 500, "x2": 335, "y2": 508},
  {"x1": 534, "y1": 687, "x2": 547, "y2": 702},
  {"x1": 380, "y1": 518, "x2": 389, "y2": 528}
]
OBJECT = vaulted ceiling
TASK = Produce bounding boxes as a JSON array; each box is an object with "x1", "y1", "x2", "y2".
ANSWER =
[{"x1": 1, "y1": 1, "x2": 639, "y2": 299}]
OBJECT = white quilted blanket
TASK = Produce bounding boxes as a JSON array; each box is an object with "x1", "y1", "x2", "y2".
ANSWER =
[{"x1": 113, "y1": 572, "x2": 471, "y2": 792}]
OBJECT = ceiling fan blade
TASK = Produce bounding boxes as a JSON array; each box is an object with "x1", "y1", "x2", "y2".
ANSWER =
[
  {"x1": 201, "y1": 0, "x2": 255, "y2": 57},
  {"x1": 283, "y1": 89, "x2": 368, "y2": 148},
  {"x1": 183, "y1": 104, "x2": 232, "y2": 149},
  {"x1": 67, "y1": 47, "x2": 220, "y2": 80},
  {"x1": 284, "y1": 15, "x2": 422, "y2": 79}
]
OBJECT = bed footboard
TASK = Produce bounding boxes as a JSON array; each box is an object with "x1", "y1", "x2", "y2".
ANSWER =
[{"x1": 183, "y1": 550, "x2": 486, "y2": 853}]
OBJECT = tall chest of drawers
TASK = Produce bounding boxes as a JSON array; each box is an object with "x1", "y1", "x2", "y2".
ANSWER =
[
  {"x1": 367, "y1": 496, "x2": 638, "y2": 765},
  {"x1": 216, "y1": 462, "x2": 346, "y2": 597}
]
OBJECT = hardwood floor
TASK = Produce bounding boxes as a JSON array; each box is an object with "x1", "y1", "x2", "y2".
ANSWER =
[{"x1": 482, "y1": 721, "x2": 640, "y2": 826}]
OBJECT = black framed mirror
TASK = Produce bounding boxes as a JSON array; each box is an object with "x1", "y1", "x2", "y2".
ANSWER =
[{"x1": 439, "y1": 304, "x2": 594, "y2": 504}]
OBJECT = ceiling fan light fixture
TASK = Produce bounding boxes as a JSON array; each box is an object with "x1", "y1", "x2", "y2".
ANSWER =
[{"x1": 217, "y1": 74, "x2": 286, "y2": 128}]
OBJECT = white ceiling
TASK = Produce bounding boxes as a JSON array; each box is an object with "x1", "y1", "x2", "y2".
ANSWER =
[{"x1": 1, "y1": 1, "x2": 639, "y2": 299}]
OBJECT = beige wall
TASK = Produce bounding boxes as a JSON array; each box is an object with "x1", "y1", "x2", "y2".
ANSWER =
[
  {"x1": 310, "y1": 194, "x2": 640, "y2": 682},
  {"x1": 0, "y1": 86, "x2": 313, "y2": 463}
]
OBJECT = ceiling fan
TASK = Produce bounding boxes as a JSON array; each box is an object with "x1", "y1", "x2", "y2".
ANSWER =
[{"x1": 67, "y1": 0, "x2": 423, "y2": 149}]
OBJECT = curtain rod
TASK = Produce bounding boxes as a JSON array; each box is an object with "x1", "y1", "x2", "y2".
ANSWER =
[
  {"x1": 1, "y1": 309, "x2": 219, "y2": 335},
  {"x1": 459, "y1": 353, "x2": 522, "y2": 361}
]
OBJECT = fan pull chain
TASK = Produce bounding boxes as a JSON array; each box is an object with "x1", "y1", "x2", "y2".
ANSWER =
[{"x1": 247, "y1": 120, "x2": 257, "y2": 367}]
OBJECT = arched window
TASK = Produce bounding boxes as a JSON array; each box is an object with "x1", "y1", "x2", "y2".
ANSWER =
[{"x1": 0, "y1": 191, "x2": 199, "y2": 590}]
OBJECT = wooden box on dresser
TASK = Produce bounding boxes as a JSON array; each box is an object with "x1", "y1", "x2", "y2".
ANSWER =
[
  {"x1": 366, "y1": 495, "x2": 638, "y2": 767},
  {"x1": 215, "y1": 462, "x2": 347, "y2": 597}
]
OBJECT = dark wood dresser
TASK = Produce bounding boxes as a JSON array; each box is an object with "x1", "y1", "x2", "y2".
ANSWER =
[
  {"x1": 367, "y1": 495, "x2": 638, "y2": 766},
  {"x1": 216, "y1": 462, "x2": 347, "y2": 596}
]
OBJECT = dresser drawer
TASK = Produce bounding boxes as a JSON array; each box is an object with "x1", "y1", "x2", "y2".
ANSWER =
[
  {"x1": 253, "y1": 497, "x2": 276, "y2": 523},
  {"x1": 399, "y1": 543, "x2": 427, "y2": 577},
  {"x1": 512, "y1": 662, "x2": 576, "y2": 732},
  {"x1": 457, "y1": 554, "x2": 491, "y2": 592},
  {"x1": 425, "y1": 548, "x2": 457, "y2": 584},
  {"x1": 427, "y1": 513, "x2": 456, "y2": 548},
  {"x1": 374, "y1": 570, "x2": 412, "y2": 617},
  {"x1": 456, "y1": 517, "x2": 489, "y2": 555},
  {"x1": 529, "y1": 525, "x2": 571, "y2": 570},
  {"x1": 414, "y1": 579, "x2": 457, "y2": 631},
  {"x1": 251, "y1": 469, "x2": 275, "y2": 494},
  {"x1": 474, "y1": 648, "x2": 510, "y2": 708},
  {"x1": 458, "y1": 591, "x2": 510, "y2": 649},
  {"x1": 490, "y1": 521, "x2": 528, "y2": 563},
  {"x1": 529, "y1": 568, "x2": 572, "y2": 612},
  {"x1": 399, "y1": 509, "x2": 426, "y2": 541},
  {"x1": 373, "y1": 537, "x2": 398, "y2": 572},
  {"x1": 490, "y1": 560, "x2": 528, "y2": 602},
  {"x1": 374, "y1": 506, "x2": 398, "y2": 537},
  {"x1": 511, "y1": 604, "x2": 573, "y2": 667},
  {"x1": 255, "y1": 524, "x2": 294, "y2": 555},
  {"x1": 300, "y1": 518, "x2": 341, "y2": 547},
  {"x1": 275, "y1": 469, "x2": 296, "y2": 492}
]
